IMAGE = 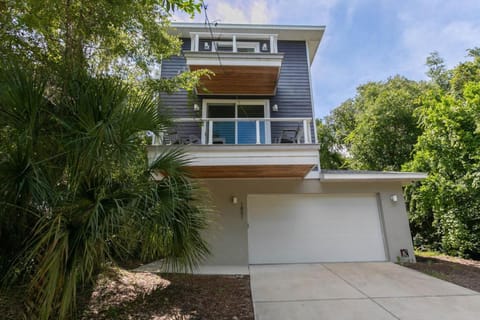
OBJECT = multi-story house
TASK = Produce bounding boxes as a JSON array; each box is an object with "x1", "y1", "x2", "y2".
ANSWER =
[{"x1": 148, "y1": 23, "x2": 425, "y2": 273}]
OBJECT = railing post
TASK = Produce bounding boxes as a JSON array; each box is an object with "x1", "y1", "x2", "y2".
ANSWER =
[
  {"x1": 232, "y1": 35, "x2": 237, "y2": 53},
  {"x1": 256, "y1": 120, "x2": 261, "y2": 144},
  {"x1": 208, "y1": 120, "x2": 213, "y2": 145},
  {"x1": 303, "y1": 119, "x2": 310, "y2": 144}
]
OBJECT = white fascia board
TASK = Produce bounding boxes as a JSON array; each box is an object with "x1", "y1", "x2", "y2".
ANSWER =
[
  {"x1": 320, "y1": 172, "x2": 428, "y2": 184},
  {"x1": 147, "y1": 144, "x2": 320, "y2": 166},
  {"x1": 184, "y1": 52, "x2": 283, "y2": 67}
]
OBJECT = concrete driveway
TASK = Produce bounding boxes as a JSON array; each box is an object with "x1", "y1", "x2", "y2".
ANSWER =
[{"x1": 250, "y1": 262, "x2": 480, "y2": 320}]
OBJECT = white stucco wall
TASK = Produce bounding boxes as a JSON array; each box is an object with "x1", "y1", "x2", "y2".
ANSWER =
[{"x1": 199, "y1": 179, "x2": 416, "y2": 266}]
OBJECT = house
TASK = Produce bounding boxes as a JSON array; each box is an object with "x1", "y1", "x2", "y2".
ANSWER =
[{"x1": 147, "y1": 22, "x2": 426, "y2": 271}]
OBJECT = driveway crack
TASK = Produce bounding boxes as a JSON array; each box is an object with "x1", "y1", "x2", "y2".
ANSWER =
[{"x1": 322, "y1": 264, "x2": 401, "y2": 320}]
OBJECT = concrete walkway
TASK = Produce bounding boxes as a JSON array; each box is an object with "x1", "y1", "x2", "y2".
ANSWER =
[{"x1": 250, "y1": 262, "x2": 480, "y2": 320}]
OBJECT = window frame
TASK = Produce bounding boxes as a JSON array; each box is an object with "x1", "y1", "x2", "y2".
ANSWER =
[{"x1": 201, "y1": 99, "x2": 271, "y2": 144}]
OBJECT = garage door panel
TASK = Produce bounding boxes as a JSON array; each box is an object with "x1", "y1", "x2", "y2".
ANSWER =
[{"x1": 247, "y1": 194, "x2": 386, "y2": 264}]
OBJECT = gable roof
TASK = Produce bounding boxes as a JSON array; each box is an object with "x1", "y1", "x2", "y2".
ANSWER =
[{"x1": 170, "y1": 22, "x2": 326, "y2": 64}]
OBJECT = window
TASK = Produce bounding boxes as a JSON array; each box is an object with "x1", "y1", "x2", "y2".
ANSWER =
[
  {"x1": 202, "y1": 99, "x2": 270, "y2": 144},
  {"x1": 237, "y1": 42, "x2": 260, "y2": 53},
  {"x1": 212, "y1": 41, "x2": 261, "y2": 53}
]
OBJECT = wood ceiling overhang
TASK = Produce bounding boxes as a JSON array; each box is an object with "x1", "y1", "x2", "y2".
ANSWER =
[{"x1": 184, "y1": 52, "x2": 283, "y2": 96}]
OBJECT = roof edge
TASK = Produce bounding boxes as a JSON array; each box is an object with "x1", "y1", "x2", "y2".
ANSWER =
[
  {"x1": 320, "y1": 171, "x2": 427, "y2": 184},
  {"x1": 170, "y1": 22, "x2": 326, "y2": 32}
]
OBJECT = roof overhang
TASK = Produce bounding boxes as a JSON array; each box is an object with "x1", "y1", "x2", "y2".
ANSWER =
[
  {"x1": 170, "y1": 22, "x2": 325, "y2": 64},
  {"x1": 148, "y1": 144, "x2": 320, "y2": 179},
  {"x1": 186, "y1": 52, "x2": 283, "y2": 95},
  {"x1": 320, "y1": 171, "x2": 428, "y2": 184}
]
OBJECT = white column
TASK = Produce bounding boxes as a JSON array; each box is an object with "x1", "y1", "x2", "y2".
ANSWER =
[
  {"x1": 208, "y1": 120, "x2": 213, "y2": 145},
  {"x1": 194, "y1": 34, "x2": 199, "y2": 52},
  {"x1": 232, "y1": 35, "x2": 237, "y2": 52},
  {"x1": 270, "y1": 35, "x2": 275, "y2": 53},
  {"x1": 303, "y1": 119, "x2": 310, "y2": 144},
  {"x1": 256, "y1": 120, "x2": 261, "y2": 144}
]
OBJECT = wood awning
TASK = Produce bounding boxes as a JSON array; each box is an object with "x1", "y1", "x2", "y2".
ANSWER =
[
  {"x1": 191, "y1": 65, "x2": 280, "y2": 95},
  {"x1": 187, "y1": 164, "x2": 314, "y2": 179},
  {"x1": 184, "y1": 52, "x2": 283, "y2": 96}
]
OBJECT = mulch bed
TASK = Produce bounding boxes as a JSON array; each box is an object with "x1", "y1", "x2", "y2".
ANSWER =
[
  {"x1": 404, "y1": 254, "x2": 480, "y2": 293},
  {"x1": 1, "y1": 267, "x2": 254, "y2": 320},
  {"x1": 80, "y1": 268, "x2": 254, "y2": 320}
]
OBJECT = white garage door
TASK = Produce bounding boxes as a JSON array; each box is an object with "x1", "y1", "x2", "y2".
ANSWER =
[{"x1": 247, "y1": 194, "x2": 387, "y2": 264}]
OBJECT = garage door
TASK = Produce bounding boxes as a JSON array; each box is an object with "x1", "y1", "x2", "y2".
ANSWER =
[{"x1": 247, "y1": 194, "x2": 387, "y2": 264}]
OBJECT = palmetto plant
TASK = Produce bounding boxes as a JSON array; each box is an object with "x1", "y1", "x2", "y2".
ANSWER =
[{"x1": 0, "y1": 64, "x2": 210, "y2": 319}]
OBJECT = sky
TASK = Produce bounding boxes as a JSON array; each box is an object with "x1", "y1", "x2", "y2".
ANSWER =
[{"x1": 171, "y1": 0, "x2": 480, "y2": 118}]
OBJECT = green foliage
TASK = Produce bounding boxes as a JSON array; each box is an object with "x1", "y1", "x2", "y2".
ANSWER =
[
  {"x1": 426, "y1": 51, "x2": 451, "y2": 91},
  {"x1": 347, "y1": 76, "x2": 426, "y2": 171},
  {"x1": 0, "y1": 64, "x2": 211, "y2": 319},
  {"x1": 405, "y1": 61, "x2": 480, "y2": 257},
  {"x1": 320, "y1": 76, "x2": 426, "y2": 171},
  {"x1": 0, "y1": 0, "x2": 204, "y2": 90},
  {"x1": 316, "y1": 119, "x2": 345, "y2": 169}
]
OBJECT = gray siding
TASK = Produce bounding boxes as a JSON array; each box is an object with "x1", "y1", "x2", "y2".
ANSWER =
[
  {"x1": 159, "y1": 39, "x2": 314, "y2": 141},
  {"x1": 270, "y1": 41, "x2": 313, "y2": 140}
]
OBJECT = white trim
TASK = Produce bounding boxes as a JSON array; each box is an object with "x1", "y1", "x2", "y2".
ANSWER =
[
  {"x1": 148, "y1": 144, "x2": 319, "y2": 167},
  {"x1": 184, "y1": 52, "x2": 283, "y2": 67},
  {"x1": 173, "y1": 117, "x2": 313, "y2": 122},
  {"x1": 189, "y1": 31, "x2": 278, "y2": 40},
  {"x1": 320, "y1": 172, "x2": 428, "y2": 183},
  {"x1": 175, "y1": 23, "x2": 325, "y2": 63},
  {"x1": 236, "y1": 41, "x2": 260, "y2": 53},
  {"x1": 305, "y1": 42, "x2": 318, "y2": 145}
]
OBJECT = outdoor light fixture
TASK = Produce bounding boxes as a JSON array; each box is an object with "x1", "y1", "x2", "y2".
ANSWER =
[
  {"x1": 193, "y1": 103, "x2": 200, "y2": 111},
  {"x1": 272, "y1": 104, "x2": 279, "y2": 112},
  {"x1": 390, "y1": 194, "x2": 398, "y2": 203},
  {"x1": 232, "y1": 196, "x2": 238, "y2": 204}
]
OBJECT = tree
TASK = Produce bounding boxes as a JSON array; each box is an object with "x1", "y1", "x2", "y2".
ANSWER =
[
  {"x1": 322, "y1": 76, "x2": 426, "y2": 171},
  {"x1": 405, "y1": 52, "x2": 480, "y2": 258},
  {"x1": 426, "y1": 51, "x2": 451, "y2": 91},
  {"x1": 316, "y1": 119, "x2": 345, "y2": 169},
  {"x1": 0, "y1": 64, "x2": 211, "y2": 319},
  {"x1": 0, "y1": 0, "x2": 207, "y2": 89},
  {"x1": 0, "y1": 1, "x2": 212, "y2": 319}
]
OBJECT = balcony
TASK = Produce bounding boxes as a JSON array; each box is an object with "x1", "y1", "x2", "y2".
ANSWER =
[
  {"x1": 147, "y1": 117, "x2": 319, "y2": 179},
  {"x1": 184, "y1": 32, "x2": 283, "y2": 95}
]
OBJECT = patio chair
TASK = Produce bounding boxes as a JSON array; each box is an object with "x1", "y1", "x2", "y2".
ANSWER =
[{"x1": 275, "y1": 126, "x2": 304, "y2": 143}]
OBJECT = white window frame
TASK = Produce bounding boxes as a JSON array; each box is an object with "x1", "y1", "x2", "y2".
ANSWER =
[
  {"x1": 201, "y1": 99, "x2": 271, "y2": 144},
  {"x1": 212, "y1": 40, "x2": 261, "y2": 53},
  {"x1": 236, "y1": 41, "x2": 260, "y2": 53}
]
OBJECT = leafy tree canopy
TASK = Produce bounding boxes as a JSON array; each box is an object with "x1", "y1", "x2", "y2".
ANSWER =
[
  {"x1": 0, "y1": 0, "x2": 208, "y2": 89},
  {"x1": 405, "y1": 51, "x2": 480, "y2": 257},
  {"x1": 318, "y1": 76, "x2": 427, "y2": 171}
]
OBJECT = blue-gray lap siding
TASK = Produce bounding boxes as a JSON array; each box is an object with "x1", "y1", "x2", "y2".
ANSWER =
[{"x1": 159, "y1": 39, "x2": 315, "y2": 142}]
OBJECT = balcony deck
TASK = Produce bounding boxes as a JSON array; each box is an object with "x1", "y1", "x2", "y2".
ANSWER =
[{"x1": 147, "y1": 144, "x2": 319, "y2": 179}]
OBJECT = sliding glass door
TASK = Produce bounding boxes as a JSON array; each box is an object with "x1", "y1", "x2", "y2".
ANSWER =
[{"x1": 206, "y1": 100, "x2": 269, "y2": 145}]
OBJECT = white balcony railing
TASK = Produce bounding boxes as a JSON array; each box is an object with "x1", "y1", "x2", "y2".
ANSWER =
[
  {"x1": 152, "y1": 118, "x2": 313, "y2": 146},
  {"x1": 189, "y1": 32, "x2": 278, "y2": 54}
]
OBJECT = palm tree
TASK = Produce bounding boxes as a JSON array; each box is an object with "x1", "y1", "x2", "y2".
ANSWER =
[{"x1": 0, "y1": 64, "x2": 210, "y2": 319}]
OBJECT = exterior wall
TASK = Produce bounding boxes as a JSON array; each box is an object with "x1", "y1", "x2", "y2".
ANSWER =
[
  {"x1": 199, "y1": 179, "x2": 415, "y2": 266},
  {"x1": 270, "y1": 41, "x2": 313, "y2": 139},
  {"x1": 158, "y1": 39, "x2": 314, "y2": 140}
]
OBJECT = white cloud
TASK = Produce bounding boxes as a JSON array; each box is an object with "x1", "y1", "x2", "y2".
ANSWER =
[
  {"x1": 204, "y1": 0, "x2": 274, "y2": 24},
  {"x1": 397, "y1": 0, "x2": 480, "y2": 78}
]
